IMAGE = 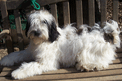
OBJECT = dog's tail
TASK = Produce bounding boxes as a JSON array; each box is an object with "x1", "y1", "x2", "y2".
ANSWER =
[
  {"x1": 77, "y1": 25, "x2": 91, "y2": 35},
  {"x1": 103, "y1": 20, "x2": 121, "y2": 49}
]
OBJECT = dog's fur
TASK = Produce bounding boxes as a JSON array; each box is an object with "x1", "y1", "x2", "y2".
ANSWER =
[{"x1": 0, "y1": 10, "x2": 121, "y2": 79}]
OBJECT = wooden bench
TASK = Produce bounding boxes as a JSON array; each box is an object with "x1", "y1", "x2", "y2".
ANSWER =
[
  {"x1": 0, "y1": 0, "x2": 120, "y2": 52},
  {"x1": 0, "y1": 0, "x2": 122, "y2": 80},
  {"x1": 0, "y1": 52, "x2": 122, "y2": 80}
]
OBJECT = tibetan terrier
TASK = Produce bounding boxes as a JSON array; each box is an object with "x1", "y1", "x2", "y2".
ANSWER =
[{"x1": 0, "y1": 10, "x2": 121, "y2": 79}]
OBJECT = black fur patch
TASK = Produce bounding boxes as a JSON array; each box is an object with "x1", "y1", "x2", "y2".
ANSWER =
[
  {"x1": 43, "y1": 20, "x2": 60, "y2": 42},
  {"x1": 77, "y1": 26, "x2": 92, "y2": 35},
  {"x1": 104, "y1": 33, "x2": 114, "y2": 43},
  {"x1": 77, "y1": 29, "x2": 83, "y2": 35}
]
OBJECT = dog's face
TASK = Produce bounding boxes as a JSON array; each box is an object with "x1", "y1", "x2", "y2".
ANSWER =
[{"x1": 26, "y1": 10, "x2": 60, "y2": 44}]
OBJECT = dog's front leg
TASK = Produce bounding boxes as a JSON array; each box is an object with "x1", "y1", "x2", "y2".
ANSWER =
[
  {"x1": 0, "y1": 49, "x2": 32, "y2": 66},
  {"x1": 11, "y1": 61, "x2": 58, "y2": 79}
]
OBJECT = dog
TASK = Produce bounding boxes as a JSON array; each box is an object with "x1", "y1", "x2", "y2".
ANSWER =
[{"x1": 0, "y1": 10, "x2": 121, "y2": 79}]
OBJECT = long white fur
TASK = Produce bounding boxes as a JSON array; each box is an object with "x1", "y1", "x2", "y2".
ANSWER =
[{"x1": 0, "y1": 10, "x2": 120, "y2": 79}]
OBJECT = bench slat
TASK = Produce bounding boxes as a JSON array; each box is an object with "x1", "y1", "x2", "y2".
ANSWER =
[
  {"x1": 0, "y1": 0, "x2": 14, "y2": 53},
  {"x1": 50, "y1": 4, "x2": 58, "y2": 24},
  {"x1": 0, "y1": 74, "x2": 122, "y2": 81},
  {"x1": 14, "y1": 10, "x2": 24, "y2": 50},
  {"x1": 100, "y1": 0, "x2": 107, "y2": 27},
  {"x1": 88, "y1": 0, "x2": 95, "y2": 26},
  {"x1": 117, "y1": 53, "x2": 122, "y2": 58},
  {"x1": 12, "y1": 68, "x2": 122, "y2": 80},
  {"x1": 1, "y1": 63, "x2": 122, "y2": 77},
  {"x1": 113, "y1": 0, "x2": 119, "y2": 22},
  {"x1": 76, "y1": 0, "x2": 83, "y2": 28},
  {"x1": 4, "y1": 0, "x2": 68, "y2": 10},
  {"x1": 58, "y1": 75, "x2": 122, "y2": 81},
  {"x1": 113, "y1": 59, "x2": 122, "y2": 64},
  {"x1": 63, "y1": 1, "x2": 70, "y2": 26}
]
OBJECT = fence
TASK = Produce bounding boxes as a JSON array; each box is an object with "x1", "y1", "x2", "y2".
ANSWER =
[{"x1": 0, "y1": 0, "x2": 121, "y2": 53}]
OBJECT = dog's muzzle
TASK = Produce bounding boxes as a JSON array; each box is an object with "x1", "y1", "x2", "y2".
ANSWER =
[{"x1": 29, "y1": 30, "x2": 41, "y2": 39}]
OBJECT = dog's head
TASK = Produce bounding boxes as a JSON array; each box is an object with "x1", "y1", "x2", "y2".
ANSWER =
[
  {"x1": 103, "y1": 20, "x2": 121, "y2": 48},
  {"x1": 26, "y1": 10, "x2": 60, "y2": 44}
]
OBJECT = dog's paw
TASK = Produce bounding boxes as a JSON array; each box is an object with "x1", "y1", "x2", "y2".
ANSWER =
[
  {"x1": 76, "y1": 63, "x2": 85, "y2": 71},
  {"x1": 76, "y1": 63, "x2": 95, "y2": 72},
  {"x1": 76, "y1": 63, "x2": 107, "y2": 72},
  {"x1": 11, "y1": 69, "x2": 27, "y2": 79},
  {"x1": 0, "y1": 56, "x2": 14, "y2": 66}
]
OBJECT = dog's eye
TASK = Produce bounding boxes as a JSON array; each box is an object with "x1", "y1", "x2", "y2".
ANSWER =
[{"x1": 43, "y1": 20, "x2": 47, "y2": 24}]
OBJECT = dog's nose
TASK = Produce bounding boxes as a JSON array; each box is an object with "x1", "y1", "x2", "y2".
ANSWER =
[
  {"x1": 34, "y1": 31, "x2": 40, "y2": 36},
  {"x1": 31, "y1": 30, "x2": 41, "y2": 36}
]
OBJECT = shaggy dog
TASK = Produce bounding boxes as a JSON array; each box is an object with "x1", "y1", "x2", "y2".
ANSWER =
[{"x1": 0, "y1": 10, "x2": 121, "y2": 79}]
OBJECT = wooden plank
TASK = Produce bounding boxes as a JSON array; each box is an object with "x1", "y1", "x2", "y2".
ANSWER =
[
  {"x1": 57, "y1": 3, "x2": 64, "y2": 27},
  {"x1": 0, "y1": 0, "x2": 14, "y2": 53},
  {"x1": 11, "y1": 29, "x2": 18, "y2": 43},
  {"x1": 1, "y1": 74, "x2": 122, "y2": 81},
  {"x1": 3, "y1": 0, "x2": 68, "y2": 10},
  {"x1": 37, "y1": 0, "x2": 68, "y2": 6},
  {"x1": 69, "y1": 0, "x2": 76, "y2": 24},
  {"x1": 100, "y1": 0, "x2": 107, "y2": 27},
  {"x1": 76, "y1": 0, "x2": 83, "y2": 28},
  {"x1": 88, "y1": 0, "x2": 95, "y2": 26},
  {"x1": 1, "y1": 55, "x2": 122, "y2": 80},
  {"x1": 9, "y1": 68, "x2": 122, "y2": 80},
  {"x1": 116, "y1": 48, "x2": 122, "y2": 53},
  {"x1": 82, "y1": 0, "x2": 89, "y2": 24},
  {"x1": 1, "y1": 63, "x2": 122, "y2": 72},
  {"x1": 113, "y1": 59, "x2": 122, "y2": 64},
  {"x1": 116, "y1": 53, "x2": 122, "y2": 58},
  {"x1": 5, "y1": 0, "x2": 24, "y2": 10},
  {"x1": 108, "y1": 63, "x2": 122, "y2": 70},
  {"x1": 63, "y1": 1, "x2": 70, "y2": 26},
  {"x1": 50, "y1": 4, "x2": 58, "y2": 24},
  {"x1": 113, "y1": 0, "x2": 119, "y2": 22},
  {"x1": 57, "y1": 75, "x2": 122, "y2": 81},
  {"x1": 14, "y1": 10, "x2": 24, "y2": 50},
  {"x1": 22, "y1": 30, "x2": 29, "y2": 45},
  {"x1": 1, "y1": 63, "x2": 122, "y2": 77}
]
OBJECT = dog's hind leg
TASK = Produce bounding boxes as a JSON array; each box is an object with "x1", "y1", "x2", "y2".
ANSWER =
[
  {"x1": 11, "y1": 61, "x2": 58, "y2": 79},
  {"x1": 0, "y1": 49, "x2": 32, "y2": 66},
  {"x1": 76, "y1": 42, "x2": 116, "y2": 72}
]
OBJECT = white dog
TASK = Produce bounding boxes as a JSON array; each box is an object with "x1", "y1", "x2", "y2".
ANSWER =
[{"x1": 0, "y1": 10, "x2": 120, "y2": 79}]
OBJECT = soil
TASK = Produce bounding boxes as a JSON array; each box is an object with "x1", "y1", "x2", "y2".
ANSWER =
[{"x1": 0, "y1": 46, "x2": 8, "y2": 60}]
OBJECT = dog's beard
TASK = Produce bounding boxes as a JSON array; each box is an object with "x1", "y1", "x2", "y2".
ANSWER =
[
  {"x1": 31, "y1": 38, "x2": 49, "y2": 45},
  {"x1": 29, "y1": 34, "x2": 48, "y2": 45}
]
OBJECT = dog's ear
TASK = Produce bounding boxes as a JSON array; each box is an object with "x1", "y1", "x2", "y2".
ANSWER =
[
  {"x1": 25, "y1": 20, "x2": 30, "y2": 37},
  {"x1": 48, "y1": 20, "x2": 60, "y2": 42},
  {"x1": 44, "y1": 20, "x2": 60, "y2": 42}
]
